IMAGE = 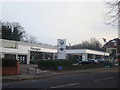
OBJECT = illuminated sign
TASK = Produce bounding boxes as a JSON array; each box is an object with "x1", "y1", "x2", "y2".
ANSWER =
[
  {"x1": 57, "y1": 39, "x2": 66, "y2": 59},
  {"x1": 60, "y1": 40, "x2": 64, "y2": 45},
  {"x1": 60, "y1": 47, "x2": 64, "y2": 51}
]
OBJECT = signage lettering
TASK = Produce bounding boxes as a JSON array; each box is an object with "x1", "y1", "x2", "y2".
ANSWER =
[{"x1": 31, "y1": 47, "x2": 41, "y2": 51}]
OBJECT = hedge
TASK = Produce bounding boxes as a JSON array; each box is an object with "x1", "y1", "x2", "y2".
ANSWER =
[
  {"x1": 2, "y1": 58, "x2": 17, "y2": 67},
  {"x1": 38, "y1": 60, "x2": 73, "y2": 70}
]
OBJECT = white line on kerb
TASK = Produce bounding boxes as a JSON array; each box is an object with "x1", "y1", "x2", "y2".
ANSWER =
[
  {"x1": 94, "y1": 77, "x2": 114, "y2": 82},
  {"x1": 50, "y1": 83, "x2": 80, "y2": 88}
]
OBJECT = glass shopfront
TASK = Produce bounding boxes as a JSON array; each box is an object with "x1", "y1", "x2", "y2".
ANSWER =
[
  {"x1": 17, "y1": 55, "x2": 27, "y2": 64},
  {"x1": 30, "y1": 51, "x2": 55, "y2": 64}
]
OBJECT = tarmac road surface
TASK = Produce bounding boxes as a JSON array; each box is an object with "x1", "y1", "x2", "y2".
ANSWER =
[{"x1": 2, "y1": 68, "x2": 119, "y2": 89}]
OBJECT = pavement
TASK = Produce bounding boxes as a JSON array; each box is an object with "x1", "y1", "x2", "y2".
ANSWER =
[{"x1": 2, "y1": 64, "x2": 119, "y2": 83}]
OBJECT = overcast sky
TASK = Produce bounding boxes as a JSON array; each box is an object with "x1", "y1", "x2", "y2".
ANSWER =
[{"x1": 1, "y1": 0, "x2": 118, "y2": 46}]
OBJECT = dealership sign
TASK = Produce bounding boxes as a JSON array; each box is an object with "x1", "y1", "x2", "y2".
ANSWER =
[
  {"x1": 60, "y1": 40, "x2": 64, "y2": 45},
  {"x1": 57, "y1": 39, "x2": 66, "y2": 59}
]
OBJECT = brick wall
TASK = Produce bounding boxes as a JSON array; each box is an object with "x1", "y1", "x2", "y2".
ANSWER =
[{"x1": 0, "y1": 61, "x2": 20, "y2": 75}]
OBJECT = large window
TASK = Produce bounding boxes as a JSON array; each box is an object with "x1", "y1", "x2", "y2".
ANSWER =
[
  {"x1": 44, "y1": 52, "x2": 53, "y2": 60},
  {"x1": 4, "y1": 54, "x2": 16, "y2": 59},
  {"x1": 30, "y1": 51, "x2": 42, "y2": 61},
  {"x1": 3, "y1": 41, "x2": 17, "y2": 49},
  {"x1": 18, "y1": 55, "x2": 27, "y2": 64}
]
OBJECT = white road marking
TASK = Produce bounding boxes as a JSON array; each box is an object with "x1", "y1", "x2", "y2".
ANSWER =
[
  {"x1": 94, "y1": 77, "x2": 114, "y2": 82},
  {"x1": 50, "y1": 83, "x2": 80, "y2": 88}
]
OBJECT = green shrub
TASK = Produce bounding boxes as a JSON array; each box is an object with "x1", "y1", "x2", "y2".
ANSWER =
[
  {"x1": 38, "y1": 60, "x2": 73, "y2": 70},
  {"x1": 68, "y1": 59, "x2": 80, "y2": 63},
  {"x1": 2, "y1": 58, "x2": 17, "y2": 67}
]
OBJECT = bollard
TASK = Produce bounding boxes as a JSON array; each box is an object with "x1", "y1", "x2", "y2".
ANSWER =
[
  {"x1": 35, "y1": 67, "x2": 38, "y2": 74},
  {"x1": 59, "y1": 66, "x2": 63, "y2": 70},
  {"x1": 42, "y1": 66, "x2": 44, "y2": 72},
  {"x1": 26, "y1": 68, "x2": 29, "y2": 74},
  {"x1": 50, "y1": 66, "x2": 52, "y2": 72}
]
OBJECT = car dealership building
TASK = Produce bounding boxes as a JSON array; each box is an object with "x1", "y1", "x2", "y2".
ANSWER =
[
  {"x1": 0, "y1": 39, "x2": 57, "y2": 64},
  {"x1": 0, "y1": 39, "x2": 109, "y2": 64}
]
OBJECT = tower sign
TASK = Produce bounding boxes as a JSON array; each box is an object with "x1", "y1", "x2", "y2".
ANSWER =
[{"x1": 57, "y1": 39, "x2": 66, "y2": 59}]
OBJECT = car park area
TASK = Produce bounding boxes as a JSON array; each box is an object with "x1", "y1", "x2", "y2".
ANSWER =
[{"x1": 77, "y1": 59, "x2": 111, "y2": 66}]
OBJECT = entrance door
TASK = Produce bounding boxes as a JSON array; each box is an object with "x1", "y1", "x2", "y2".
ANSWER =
[{"x1": 18, "y1": 55, "x2": 27, "y2": 64}]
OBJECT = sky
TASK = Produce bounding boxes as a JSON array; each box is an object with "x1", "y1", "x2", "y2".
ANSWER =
[{"x1": 0, "y1": 0, "x2": 118, "y2": 46}]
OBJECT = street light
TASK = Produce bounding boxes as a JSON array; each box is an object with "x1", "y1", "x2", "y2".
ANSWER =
[
  {"x1": 103, "y1": 38, "x2": 106, "y2": 60},
  {"x1": 111, "y1": 40, "x2": 117, "y2": 66}
]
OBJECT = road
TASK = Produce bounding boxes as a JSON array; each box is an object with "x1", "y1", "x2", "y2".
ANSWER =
[{"x1": 2, "y1": 69, "x2": 119, "y2": 89}]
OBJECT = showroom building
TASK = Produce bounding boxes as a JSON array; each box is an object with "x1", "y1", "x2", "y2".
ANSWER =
[
  {"x1": 0, "y1": 39, "x2": 57, "y2": 64},
  {"x1": 0, "y1": 39, "x2": 109, "y2": 64}
]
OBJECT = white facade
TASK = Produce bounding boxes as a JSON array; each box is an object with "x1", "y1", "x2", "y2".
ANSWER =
[
  {"x1": 66, "y1": 49, "x2": 109, "y2": 56},
  {"x1": 0, "y1": 39, "x2": 57, "y2": 64},
  {"x1": 66, "y1": 49, "x2": 109, "y2": 61},
  {"x1": 0, "y1": 39, "x2": 110, "y2": 64}
]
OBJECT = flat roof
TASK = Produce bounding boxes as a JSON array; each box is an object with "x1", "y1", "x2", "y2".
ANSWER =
[
  {"x1": 1, "y1": 39, "x2": 57, "y2": 49},
  {"x1": 66, "y1": 49, "x2": 109, "y2": 56},
  {"x1": 1, "y1": 39, "x2": 109, "y2": 56}
]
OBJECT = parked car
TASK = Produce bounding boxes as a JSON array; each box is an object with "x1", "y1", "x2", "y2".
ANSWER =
[
  {"x1": 78, "y1": 60, "x2": 87, "y2": 65},
  {"x1": 95, "y1": 59, "x2": 111, "y2": 65},
  {"x1": 94, "y1": 60, "x2": 100, "y2": 64},
  {"x1": 94, "y1": 59, "x2": 103, "y2": 64},
  {"x1": 78, "y1": 60, "x2": 96, "y2": 65},
  {"x1": 101, "y1": 60, "x2": 111, "y2": 65},
  {"x1": 87, "y1": 60, "x2": 97, "y2": 64}
]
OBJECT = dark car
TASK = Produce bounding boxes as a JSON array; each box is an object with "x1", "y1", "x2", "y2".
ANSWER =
[
  {"x1": 78, "y1": 60, "x2": 96, "y2": 65},
  {"x1": 87, "y1": 60, "x2": 96, "y2": 64},
  {"x1": 78, "y1": 61, "x2": 87, "y2": 65},
  {"x1": 101, "y1": 60, "x2": 111, "y2": 65},
  {"x1": 96, "y1": 59, "x2": 110, "y2": 65},
  {"x1": 94, "y1": 59, "x2": 103, "y2": 64}
]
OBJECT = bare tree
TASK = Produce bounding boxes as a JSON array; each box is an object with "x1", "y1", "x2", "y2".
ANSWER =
[
  {"x1": 81, "y1": 40, "x2": 90, "y2": 48},
  {"x1": 104, "y1": 0, "x2": 120, "y2": 26},
  {"x1": 67, "y1": 38, "x2": 103, "y2": 51},
  {"x1": 104, "y1": 0, "x2": 120, "y2": 38},
  {"x1": 89, "y1": 38, "x2": 102, "y2": 48},
  {"x1": 27, "y1": 34, "x2": 38, "y2": 44}
]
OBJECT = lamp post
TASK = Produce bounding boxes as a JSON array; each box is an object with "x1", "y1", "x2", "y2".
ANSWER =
[
  {"x1": 103, "y1": 38, "x2": 106, "y2": 60},
  {"x1": 111, "y1": 40, "x2": 117, "y2": 66}
]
